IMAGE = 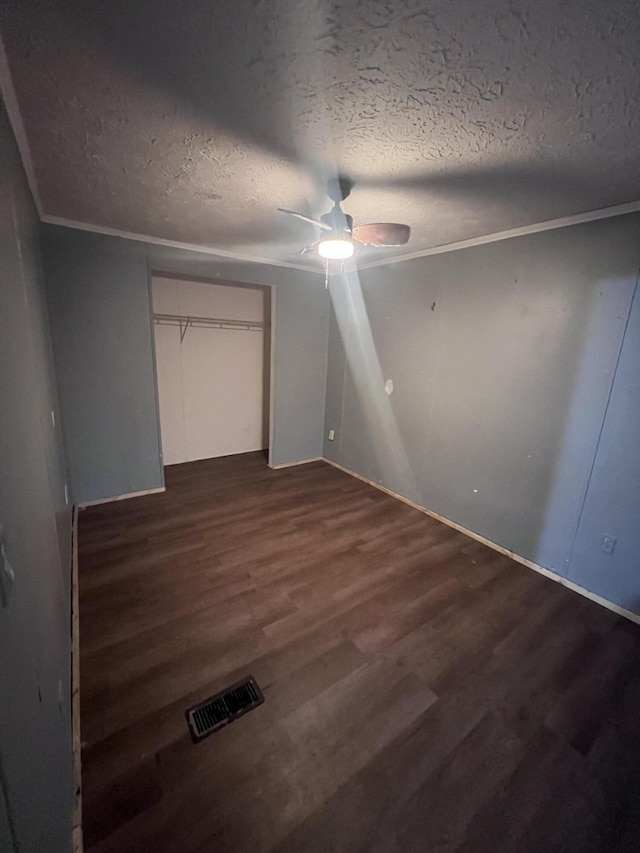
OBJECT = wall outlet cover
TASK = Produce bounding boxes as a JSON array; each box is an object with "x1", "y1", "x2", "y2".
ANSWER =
[{"x1": 328, "y1": 429, "x2": 335, "y2": 441}]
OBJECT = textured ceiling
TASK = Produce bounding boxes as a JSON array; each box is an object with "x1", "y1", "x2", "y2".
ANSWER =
[{"x1": 2, "y1": 0, "x2": 640, "y2": 269}]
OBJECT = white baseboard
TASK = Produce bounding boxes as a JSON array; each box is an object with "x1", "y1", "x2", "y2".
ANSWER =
[
  {"x1": 269, "y1": 456, "x2": 323, "y2": 470},
  {"x1": 77, "y1": 486, "x2": 165, "y2": 508},
  {"x1": 323, "y1": 457, "x2": 640, "y2": 627}
]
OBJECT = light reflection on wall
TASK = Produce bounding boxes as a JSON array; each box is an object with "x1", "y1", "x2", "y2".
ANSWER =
[{"x1": 329, "y1": 267, "x2": 416, "y2": 497}]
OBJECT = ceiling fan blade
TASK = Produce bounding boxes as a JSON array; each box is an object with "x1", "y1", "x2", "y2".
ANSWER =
[
  {"x1": 278, "y1": 208, "x2": 332, "y2": 231},
  {"x1": 352, "y1": 223, "x2": 411, "y2": 247},
  {"x1": 300, "y1": 242, "x2": 320, "y2": 256}
]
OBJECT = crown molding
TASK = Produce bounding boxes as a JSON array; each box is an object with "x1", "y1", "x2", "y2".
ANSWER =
[
  {"x1": 355, "y1": 199, "x2": 640, "y2": 271},
  {"x1": 4, "y1": 29, "x2": 639, "y2": 280},
  {"x1": 41, "y1": 215, "x2": 324, "y2": 274},
  {"x1": 40, "y1": 199, "x2": 640, "y2": 278}
]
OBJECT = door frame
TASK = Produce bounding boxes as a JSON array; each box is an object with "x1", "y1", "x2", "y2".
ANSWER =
[{"x1": 147, "y1": 270, "x2": 276, "y2": 468}]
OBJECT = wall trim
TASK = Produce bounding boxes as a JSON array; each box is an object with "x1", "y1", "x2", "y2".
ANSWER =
[
  {"x1": 269, "y1": 456, "x2": 323, "y2": 470},
  {"x1": 0, "y1": 34, "x2": 43, "y2": 217},
  {"x1": 268, "y1": 286, "x2": 277, "y2": 469},
  {"x1": 77, "y1": 486, "x2": 165, "y2": 508},
  {"x1": 4, "y1": 30, "x2": 639, "y2": 279},
  {"x1": 323, "y1": 457, "x2": 640, "y2": 627},
  {"x1": 42, "y1": 215, "x2": 322, "y2": 275},
  {"x1": 150, "y1": 269, "x2": 274, "y2": 292},
  {"x1": 44, "y1": 201, "x2": 640, "y2": 279},
  {"x1": 355, "y1": 200, "x2": 640, "y2": 271},
  {"x1": 71, "y1": 505, "x2": 83, "y2": 853}
]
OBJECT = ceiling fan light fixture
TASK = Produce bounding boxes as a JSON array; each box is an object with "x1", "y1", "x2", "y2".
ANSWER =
[{"x1": 317, "y1": 237, "x2": 355, "y2": 260}]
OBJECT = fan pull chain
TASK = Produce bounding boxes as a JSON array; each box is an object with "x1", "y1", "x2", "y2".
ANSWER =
[{"x1": 325, "y1": 258, "x2": 329, "y2": 290}]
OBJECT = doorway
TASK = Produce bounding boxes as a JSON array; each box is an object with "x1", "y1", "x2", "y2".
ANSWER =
[{"x1": 151, "y1": 274, "x2": 272, "y2": 465}]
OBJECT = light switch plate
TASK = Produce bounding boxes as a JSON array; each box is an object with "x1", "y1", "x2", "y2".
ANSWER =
[{"x1": 601, "y1": 534, "x2": 617, "y2": 556}]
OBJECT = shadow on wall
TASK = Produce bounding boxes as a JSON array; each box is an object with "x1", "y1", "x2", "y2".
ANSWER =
[{"x1": 324, "y1": 214, "x2": 640, "y2": 614}]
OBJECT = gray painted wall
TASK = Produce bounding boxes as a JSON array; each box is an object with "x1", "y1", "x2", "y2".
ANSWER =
[
  {"x1": 41, "y1": 230, "x2": 329, "y2": 504},
  {"x1": 147, "y1": 246, "x2": 329, "y2": 467},
  {"x1": 324, "y1": 213, "x2": 640, "y2": 614},
  {"x1": 42, "y1": 227, "x2": 165, "y2": 504},
  {"x1": 0, "y1": 104, "x2": 72, "y2": 851},
  {"x1": 568, "y1": 276, "x2": 640, "y2": 612}
]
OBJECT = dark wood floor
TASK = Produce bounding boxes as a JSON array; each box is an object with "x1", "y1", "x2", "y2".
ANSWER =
[{"x1": 79, "y1": 452, "x2": 640, "y2": 852}]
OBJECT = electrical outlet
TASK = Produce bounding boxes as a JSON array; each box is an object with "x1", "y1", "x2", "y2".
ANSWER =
[
  {"x1": 601, "y1": 534, "x2": 616, "y2": 555},
  {"x1": 328, "y1": 429, "x2": 335, "y2": 441}
]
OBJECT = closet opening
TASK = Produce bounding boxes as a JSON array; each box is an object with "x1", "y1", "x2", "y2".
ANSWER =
[{"x1": 150, "y1": 273, "x2": 273, "y2": 468}]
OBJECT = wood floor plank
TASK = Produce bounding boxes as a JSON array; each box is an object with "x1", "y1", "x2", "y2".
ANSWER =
[{"x1": 79, "y1": 452, "x2": 640, "y2": 852}]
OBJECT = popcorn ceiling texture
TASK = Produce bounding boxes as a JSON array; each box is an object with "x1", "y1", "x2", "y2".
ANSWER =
[{"x1": 1, "y1": 0, "x2": 640, "y2": 267}]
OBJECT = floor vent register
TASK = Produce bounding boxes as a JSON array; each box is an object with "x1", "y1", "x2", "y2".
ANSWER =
[{"x1": 186, "y1": 675, "x2": 264, "y2": 742}]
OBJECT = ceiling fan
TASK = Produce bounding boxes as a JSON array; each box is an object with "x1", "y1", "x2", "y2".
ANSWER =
[{"x1": 278, "y1": 177, "x2": 410, "y2": 260}]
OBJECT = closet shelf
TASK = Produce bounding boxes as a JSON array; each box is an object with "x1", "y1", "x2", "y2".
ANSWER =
[{"x1": 153, "y1": 313, "x2": 267, "y2": 342}]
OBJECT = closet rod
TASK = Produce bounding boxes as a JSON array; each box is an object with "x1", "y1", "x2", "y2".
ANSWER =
[{"x1": 153, "y1": 313, "x2": 267, "y2": 342}]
